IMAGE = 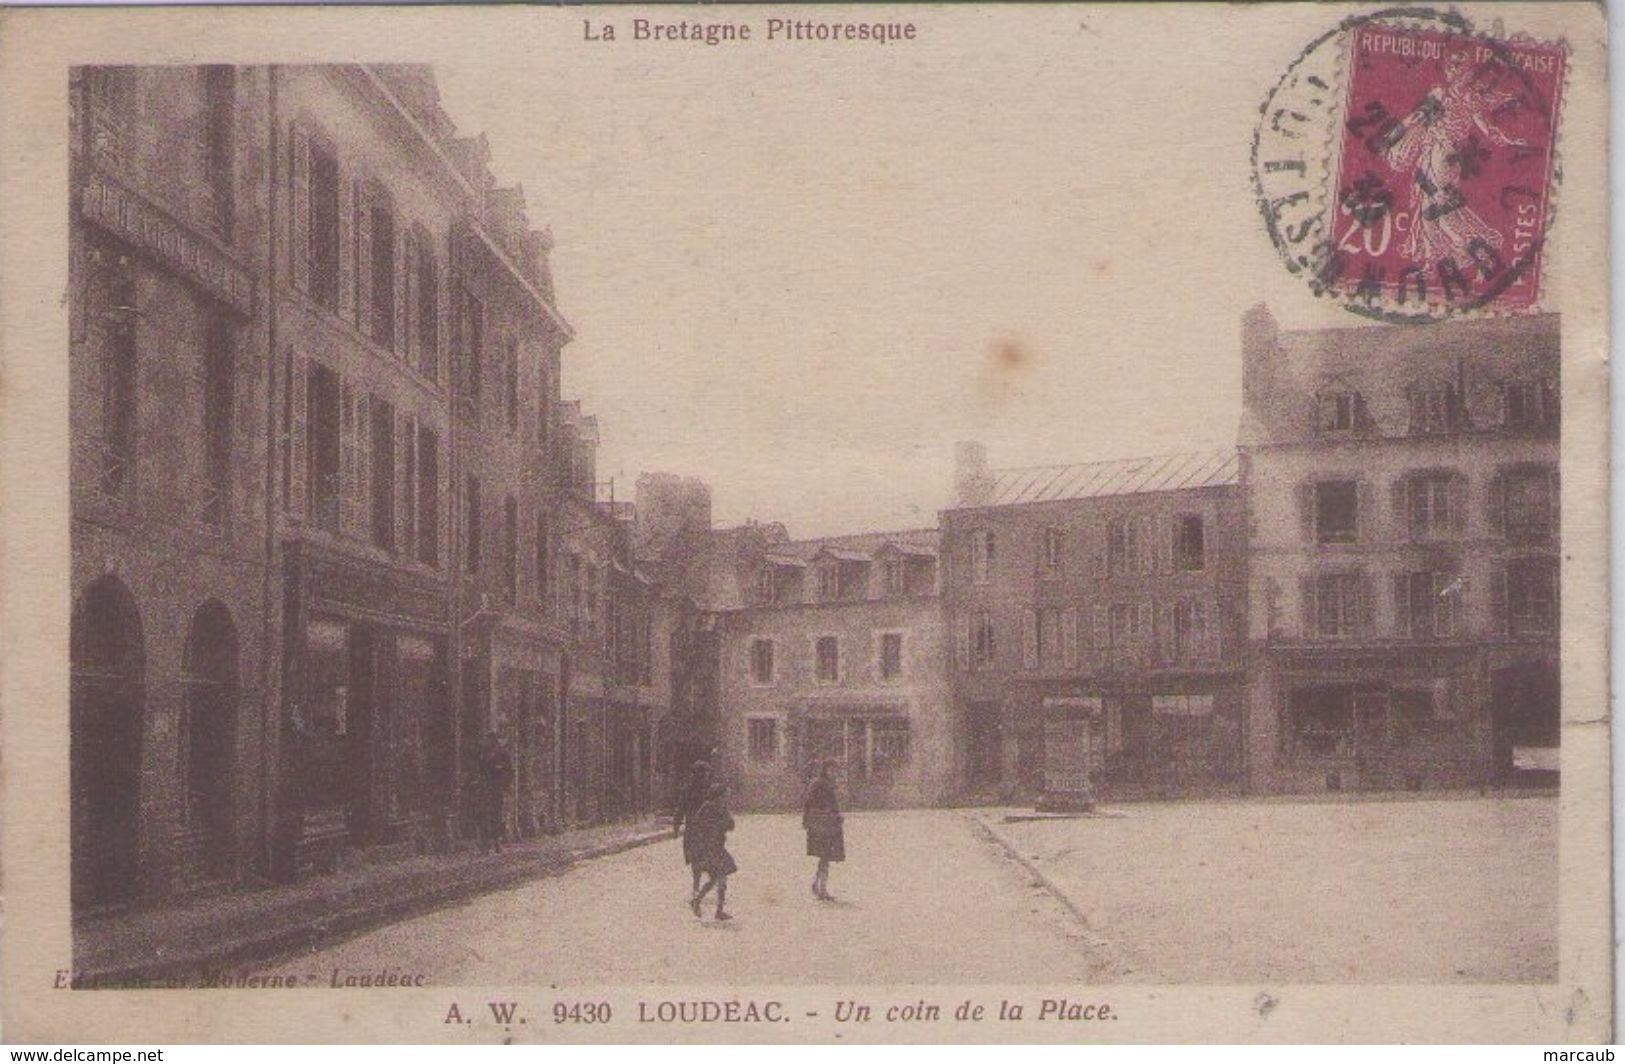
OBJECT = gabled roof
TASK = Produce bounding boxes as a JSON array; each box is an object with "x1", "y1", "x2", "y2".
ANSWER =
[{"x1": 980, "y1": 449, "x2": 1237, "y2": 508}]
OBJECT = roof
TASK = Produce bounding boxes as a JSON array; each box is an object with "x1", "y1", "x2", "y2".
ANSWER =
[
  {"x1": 760, "y1": 553, "x2": 809, "y2": 569},
  {"x1": 812, "y1": 547, "x2": 873, "y2": 564},
  {"x1": 768, "y1": 527, "x2": 939, "y2": 563},
  {"x1": 979, "y1": 449, "x2": 1238, "y2": 508}
]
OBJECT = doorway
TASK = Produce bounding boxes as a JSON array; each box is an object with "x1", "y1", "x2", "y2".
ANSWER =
[{"x1": 71, "y1": 575, "x2": 145, "y2": 911}]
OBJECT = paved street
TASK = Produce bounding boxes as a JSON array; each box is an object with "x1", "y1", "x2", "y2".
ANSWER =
[
  {"x1": 254, "y1": 797, "x2": 1555, "y2": 986},
  {"x1": 990, "y1": 794, "x2": 1557, "y2": 984},
  {"x1": 258, "y1": 811, "x2": 1113, "y2": 985}
]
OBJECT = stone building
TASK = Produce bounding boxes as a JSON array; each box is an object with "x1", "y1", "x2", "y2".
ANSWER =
[
  {"x1": 711, "y1": 525, "x2": 953, "y2": 810},
  {"x1": 1239, "y1": 306, "x2": 1561, "y2": 793},
  {"x1": 941, "y1": 445, "x2": 1248, "y2": 806},
  {"x1": 70, "y1": 65, "x2": 273, "y2": 909}
]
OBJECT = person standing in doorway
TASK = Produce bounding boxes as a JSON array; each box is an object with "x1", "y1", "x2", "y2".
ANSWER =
[
  {"x1": 478, "y1": 730, "x2": 514, "y2": 853},
  {"x1": 673, "y1": 759, "x2": 712, "y2": 897},
  {"x1": 689, "y1": 782, "x2": 737, "y2": 921},
  {"x1": 803, "y1": 760, "x2": 845, "y2": 900}
]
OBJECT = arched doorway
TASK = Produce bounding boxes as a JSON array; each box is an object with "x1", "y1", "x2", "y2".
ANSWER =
[
  {"x1": 182, "y1": 601, "x2": 239, "y2": 878},
  {"x1": 71, "y1": 575, "x2": 145, "y2": 910}
]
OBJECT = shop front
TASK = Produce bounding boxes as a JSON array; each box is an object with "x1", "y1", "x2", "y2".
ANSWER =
[{"x1": 277, "y1": 541, "x2": 452, "y2": 878}]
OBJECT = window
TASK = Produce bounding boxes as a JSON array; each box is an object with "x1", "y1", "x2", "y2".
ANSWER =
[
  {"x1": 1409, "y1": 384, "x2": 1463, "y2": 436},
  {"x1": 1110, "y1": 602, "x2": 1150, "y2": 644},
  {"x1": 1506, "y1": 557, "x2": 1558, "y2": 636},
  {"x1": 870, "y1": 718, "x2": 912, "y2": 777},
  {"x1": 1035, "y1": 609, "x2": 1060, "y2": 666},
  {"x1": 883, "y1": 555, "x2": 906, "y2": 595},
  {"x1": 369, "y1": 398, "x2": 394, "y2": 551},
  {"x1": 1397, "y1": 570, "x2": 1459, "y2": 639},
  {"x1": 815, "y1": 636, "x2": 839, "y2": 683},
  {"x1": 201, "y1": 316, "x2": 233, "y2": 525},
  {"x1": 817, "y1": 564, "x2": 840, "y2": 601},
  {"x1": 1108, "y1": 516, "x2": 1152, "y2": 575},
  {"x1": 1315, "y1": 390, "x2": 1364, "y2": 435},
  {"x1": 504, "y1": 338, "x2": 519, "y2": 432},
  {"x1": 401, "y1": 417, "x2": 417, "y2": 557},
  {"x1": 566, "y1": 554, "x2": 582, "y2": 637},
  {"x1": 1174, "y1": 514, "x2": 1205, "y2": 571},
  {"x1": 1503, "y1": 379, "x2": 1558, "y2": 433},
  {"x1": 308, "y1": 142, "x2": 340, "y2": 310},
  {"x1": 536, "y1": 359, "x2": 551, "y2": 450},
  {"x1": 98, "y1": 262, "x2": 139, "y2": 496},
  {"x1": 1315, "y1": 480, "x2": 1358, "y2": 544},
  {"x1": 970, "y1": 530, "x2": 995, "y2": 583},
  {"x1": 749, "y1": 639, "x2": 775, "y2": 684},
  {"x1": 416, "y1": 426, "x2": 439, "y2": 566},
  {"x1": 1315, "y1": 572, "x2": 1365, "y2": 639},
  {"x1": 503, "y1": 495, "x2": 518, "y2": 605},
  {"x1": 747, "y1": 718, "x2": 780, "y2": 764},
  {"x1": 1171, "y1": 598, "x2": 1212, "y2": 663},
  {"x1": 1152, "y1": 694, "x2": 1214, "y2": 716},
  {"x1": 754, "y1": 566, "x2": 776, "y2": 605},
  {"x1": 370, "y1": 199, "x2": 396, "y2": 349},
  {"x1": 464, "y1": 475, "x2": 481, "y2": 575},
  {"x1": 880, "y1": 633, "x2": 904, "y2": 679},
  {"x1": 203, "y1": 66, "x2": 235, "y2": 240},
  {"x1": 462, "y1": 293, "x2": 483, "y2": 404},
  {"x1": 972, "y1": 612, "x2": 996, "y2": 670},
  {"x1": 1503, "y1": 469, "x2": 1555, "y2": 542},
  {"x1": 1040, "y1": 528, "x2": 1064, "y2": 574},
  {"x1": 415, "y1": 238, "x2": 438, "y2": 380},
  {"x1": 1406, "y1": 473, "x2": 1457, "y2": 540},
  {"x1": 307, "y1": 362, "x2": 341, "y2": 533},
  {"x1": 534, "y1": 510, "x2": 549, "y2": 602}
]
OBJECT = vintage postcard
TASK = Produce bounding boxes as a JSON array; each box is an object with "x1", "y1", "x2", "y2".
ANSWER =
[{"x1": 0, "y1": 1, "x2": 1610, "y2": 1045}]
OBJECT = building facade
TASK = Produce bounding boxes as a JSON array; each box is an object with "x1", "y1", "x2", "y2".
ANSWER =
[
  {"x1": 941, "y1": 446, "x2": 1249, "y2": 805},
  {"x1": 712, "y1": 525, "x2": 953, "y2": 810},
  {"x1": 70, "y1": 65, "x2": 274, "y2": 908},
  {"x1": 1239, "y1": 307, "x2": 1561, "y2": 793}
]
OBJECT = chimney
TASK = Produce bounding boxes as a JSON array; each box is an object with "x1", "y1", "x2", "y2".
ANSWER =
[{"x1": 954, "y1": 441, "x2": 992, "y2": 508}]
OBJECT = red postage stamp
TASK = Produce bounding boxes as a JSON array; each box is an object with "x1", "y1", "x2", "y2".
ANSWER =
[{"x1": 1325, "y1": 23, "x2": 1566, "y2": 313}]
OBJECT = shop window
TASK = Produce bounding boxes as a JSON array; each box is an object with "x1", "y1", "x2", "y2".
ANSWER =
[
  {"x1": 369, "y1": 398, "x2": 395, "y2": 551},
  {"x1": 880, "y1": 632, "x2": 904, "y2": 680},
  {"x1": 308, "y1": 142, "x2": 340, "y2": 310},
  {"x1": 1288, "y1": 685, "x2": 1355, "y2": 758},
  {"x1": 1506, "y1": 557, "x2": 1558, "y2": 636},
  {"x1": 747, "y1": 717, "x2": 780, "y2": 764},
  {"x1": 370, "y1": 198, "x2": 396, "y2": 349},
  {"x1": 870, "y1": 718, "x2": 912, "y2": 777},
  {"x1": 200, "y1": 316, "x2": 233, "y2": 525},
  {"x1": 416, "y1": 426, "x2": 439, "y2": 566},
  {"x1": 1174, "y1": 514, "x2": 1205, "y2": 571},
  {"x1": 307, "y1": 363, "x2": 341, "y2": 533},
  {"x1": 749, "y1": 639, "x2": 774, "y2": 684},
  {"x1": 815, "y1": 636, "x2": 839, "y2": 683},
  {"x1": 464, "y1": 475, "x2": 481, "y2": 575}
]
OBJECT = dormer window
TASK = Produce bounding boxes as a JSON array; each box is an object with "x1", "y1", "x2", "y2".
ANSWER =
[
  {"x1": 817, "y1": 564, "x2": 840, "y2": 601},
  {"x1": 1315, "y1": 389, "x2": 1366, "y2": 436},
  {"x1": 1409, "y1": 383, "x2": 1463, "y2": 436}
]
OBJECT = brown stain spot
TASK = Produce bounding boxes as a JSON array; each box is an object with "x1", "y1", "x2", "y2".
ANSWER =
[
  {"x1": 993, "y1": 338, "x2": 1028, "y2": 371},
  {"x1": 1092, "y1": 258, "x2": 1112, "y2": 275}
]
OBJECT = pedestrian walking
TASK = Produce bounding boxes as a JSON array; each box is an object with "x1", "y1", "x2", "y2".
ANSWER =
[
  {"x1": 688, "y1": 782, "x2": 737, "y2": 921},
  {"x1": 803, "y1": 760, "x2": 845, "y2": 900},
  {"x1": 477, "y1": 730, "x2": 513, "y2": 853},
  {"x1": 673, "y1": 759, "x2": 712, "y2": 896}
]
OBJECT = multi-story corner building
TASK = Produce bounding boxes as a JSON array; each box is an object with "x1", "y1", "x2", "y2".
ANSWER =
[
  {"x1": 70, "y1": 66, "x2": 273, "y2": 908},
  {"x1": 712, "y1": 524, "x2": 952, "y2": 810},
  {"x1": 445, "y1": 135, "x2": 573, "y2": 842},
  {"x1": 941, "y1": 445, "x2": 1248, "y2": 806},
  {"x1": 1239, "y1": 306, "x2": 1560, "y2": 793}
]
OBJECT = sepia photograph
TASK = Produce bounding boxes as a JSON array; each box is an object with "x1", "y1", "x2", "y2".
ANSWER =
[{"x1": 0, "y1": 1, "x2": 1610, "y2": 1045}]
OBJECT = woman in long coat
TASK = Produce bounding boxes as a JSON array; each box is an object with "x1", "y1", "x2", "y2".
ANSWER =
[
  {"x1": 803, "y1": 760, "x2": 845, "y2": 900},
  {"x1": 673, "y1": 759, "x2": 712, "y2": 896},
  {"x1": 688, "y1": 783, "x2": 738, "y2": 921}
]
